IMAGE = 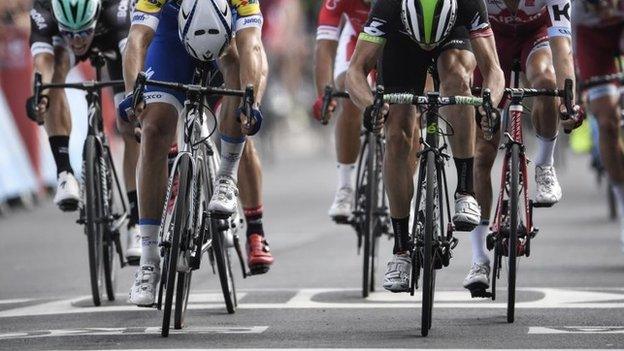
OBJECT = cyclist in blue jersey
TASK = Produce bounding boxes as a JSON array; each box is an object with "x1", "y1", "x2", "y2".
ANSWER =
[{"x1": 119, "y1": 0, "x2": 273, "y2": 306}]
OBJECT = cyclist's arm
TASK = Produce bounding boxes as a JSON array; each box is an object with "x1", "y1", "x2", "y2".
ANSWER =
[
  {"x1": 345, "y1": 38, "x2": 382, "y2": 110},
  {"x1": 547, "y1": 0, "x2": 575, "y2": 103},
  {"x1": 471, "y1": 35, "x2": 505, "y2": 107},
  {"x1": 235, "y1": 27, "x2": 267, "y2": 106},
  {"x1": 123, "y1": 24, "x2": 155, "y2": 93},
  {"x1": 314, "y1": 0, "x2": 343, "y2": 96},
  {"x1": 315, "y1": 40, "x2": 339, "y2": 97},
  {"x1": 122, "y1": 0, "x2": 163, "y2": 93},
  {"x1": 30, "y1": 0, "x2": 56, "y2": 88}
]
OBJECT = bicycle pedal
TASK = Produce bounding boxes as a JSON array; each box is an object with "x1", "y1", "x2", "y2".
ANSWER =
[
  {"x1": 453, "y1": 222, "x2": 478, "y2": 232},
  {"x1": 126, "y1": 257, "x2": 140, "y2": 266},
  {"x1": 210, "y1": 211, "x2": 232, "y2": 220},
  {"x1": 58, "y1": 200, "x2": 79, "y2": 212},
  {"x1": 332, "y1": 216, "x2": 352, "y2": 225}
]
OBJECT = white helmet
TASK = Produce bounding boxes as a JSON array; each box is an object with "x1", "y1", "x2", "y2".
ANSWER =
[{"x1": 178, "y1": 0, "x2": 233, "y2": 61}]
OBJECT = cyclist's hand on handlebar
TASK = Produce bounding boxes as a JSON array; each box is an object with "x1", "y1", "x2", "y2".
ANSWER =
[
  {"x1": 238, "y1": 106, "x2": 263, "y2": 136},
  {"x1": 118, "y1": 92, "x2": 144, "y2": 123},
  {"x1": 26, "y1": 95, "x2": 48, "y2": 125},
  {"x1": 363, "y1": 102, "x2": 389, "y2": 133},
  {"x1": 477, "y1": 105, "x2": 501, "y2": 140},
  {"x1": 559, "y1": 103, "x2": 584, "y2": 134},
  {"x1": 312, "y1": 95, "x2": 336, "y2": 122}
]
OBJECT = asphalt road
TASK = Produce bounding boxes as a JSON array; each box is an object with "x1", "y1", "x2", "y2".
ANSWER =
[{"x1": 1, "y1": 144, "x2": 624, "y2": 350}]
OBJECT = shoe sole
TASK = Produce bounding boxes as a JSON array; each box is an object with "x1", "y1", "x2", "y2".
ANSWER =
[
  {"x1": 249, "y1": 264, "x2": 270, "y2": 275},
  {"x1": 126, "y1": 256, "x2": 140, "y2": 266},
  {"x1": 383, "y1": 285, "x2": 410, "y2": 293},
  {"x1": 209, "y1": 210, "x2": 233, "y2": 219},
  {"x1": 57, "y1": 199, "x2": 79, "y2": 212},
  {"x1": 532, "y1": 201, "x2": 556, "y2": 208},
  {"x1": 453, "y1": 219, "x2": 478, "y2": 232},
  {"x1": 331, "y1": 215, "x2": 351, "y2": 225},
  {"x1": 464, "y1": 281, "x2": 489, "y2": 292}
]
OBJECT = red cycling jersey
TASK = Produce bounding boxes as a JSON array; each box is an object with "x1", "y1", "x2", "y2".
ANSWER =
[
  {"x1": 486, "y1": 0, "x2": 572, "y2": 37},
  {"x1": 316, "y1": 0, "x2": 370, "y2": 41}
]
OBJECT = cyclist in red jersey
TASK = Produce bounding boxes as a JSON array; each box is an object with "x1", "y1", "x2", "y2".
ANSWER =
[
  {"x1": 312, "y1": 0, "x2": 371, "y2": 222},
  {"x1": 573, "y1": 0, "x2": 624, "y2": 252},
  {"x1": 468, "y1": 0, "x2": 582, "y2": 293}
]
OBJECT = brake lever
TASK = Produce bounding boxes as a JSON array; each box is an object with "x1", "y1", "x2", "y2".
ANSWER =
[
  {"x1": 321, "y1": 85, "x2": 333, "y2": 125},
  {"x1": 132, "y1": 71, "x2": 147, "y2": 111},
  {"x1": 482, "y1": 89, "x2": 495, "y2": 141},
  {"x1": 562, "y1": 78, "x2": 576, "y2": 134},
  {"x1": 243, "y1": 84, "x2": 254, "y2": 130},
  {"x1": 34, "y1": 72, "x2": 43, "y2": 106},
  {"x1": 369, "y1": 85, "x2": 385, "y2": 134}
]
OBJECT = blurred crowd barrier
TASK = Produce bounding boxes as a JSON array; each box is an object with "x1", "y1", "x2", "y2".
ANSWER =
[{"x1": 0, "y1": 0, "x2": 327, "y2": 213}]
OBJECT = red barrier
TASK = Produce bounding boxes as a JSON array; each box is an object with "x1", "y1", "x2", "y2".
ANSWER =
[{"x1": 0, "y1": 25, "x2": 40, "y2": 186}]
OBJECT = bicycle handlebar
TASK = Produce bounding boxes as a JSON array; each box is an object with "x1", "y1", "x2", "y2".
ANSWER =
[
  {"x1": 132, "y1": 71, "x2": 255, "y2": 128},
  {"x1": 383, "y1": 92, "x2": 483, "y2": 106},
  {"x1": 320, "y1": 85, "x2": 350, "y2": 125},
  {"x1": 580, "y1": 72, "x2": 624, "y2": 90},
  {"x1": 33, "y1": 71, "x2": 124, "y2": 106}
]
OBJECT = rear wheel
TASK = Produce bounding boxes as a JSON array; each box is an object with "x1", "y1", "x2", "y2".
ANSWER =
[
  {"x1": 507, "y1": 144, "x2": 520, "y2": 323},
  {"x1": 162, "y1": 156, "x2": 192, "y2": 337},
  {"x1": 84, "y1": 136, "x2": 104, "y2": 306},
  {"x1": 421, "y1": 152, "x2": 437, "y2": 336},
  {"x1": 362, "y1": 137, "x2": 376, "y2": 298}
]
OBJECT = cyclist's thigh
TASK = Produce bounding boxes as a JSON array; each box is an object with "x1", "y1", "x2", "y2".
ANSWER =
[
  {"x1": 523, "y1": 27, "x2": 554, "y2": 83},
  {"x1": 143, "y1": 5, "x2": 196, "y2": 116},
  {"x1": 435, "y1": 27, "x2": 475, "y2": 83},
  {"x1": 379, "y1": 33, "x2": 429, "y2": 95},
  {"x1": 576, "y1": 24, "x2": 623, "y2": 103}
]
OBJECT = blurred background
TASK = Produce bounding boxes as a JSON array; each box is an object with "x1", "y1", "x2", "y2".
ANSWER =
[
  {"x1": 0, "y1": 0, "x2": 336, "y2": 215},
  {"x1": 0, "y1": 0, "x2": 600, "y2": 216}
]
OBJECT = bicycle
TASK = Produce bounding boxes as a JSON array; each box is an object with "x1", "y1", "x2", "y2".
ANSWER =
[
  {"x1": 320, "y1": 86, "x2": 391, "y2": 298},
  {"x1": 32, "y1": 52, "x2": 129, "y2": 306},
  {"x1": 364, "y1": 84, "x2": 490, "y2": 336},
  {"x1": 471, "y1": 62, "x2": 577, "y2": 323},
  {"x1": 132, "y1": 64, "x2": 251, "y2": 337}
]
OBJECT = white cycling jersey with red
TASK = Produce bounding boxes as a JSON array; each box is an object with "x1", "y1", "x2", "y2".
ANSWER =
[
  {"x1": 316, "y1": 0, "x2": 370, "y2": 41},
  {"x1": 486, "y1": 0, "x2": 571, "y2": 36}
]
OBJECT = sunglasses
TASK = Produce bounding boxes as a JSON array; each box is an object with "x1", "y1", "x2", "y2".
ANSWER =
[{"x1": 59, "y1": 26, "x2": 95, "y2": 39}]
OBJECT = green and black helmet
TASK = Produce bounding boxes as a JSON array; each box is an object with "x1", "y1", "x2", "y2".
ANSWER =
[
  {"x1": 51, "y1": 0, "x2": 101, "y2": 31},
  {"x1": 401, "y1": 0, "x2": 458, "y2": 49}
]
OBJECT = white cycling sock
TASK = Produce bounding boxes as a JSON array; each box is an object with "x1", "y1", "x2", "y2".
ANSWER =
[
  {"x1": 534, "y1": 134, "x2": 557, "y2": 167},
  {"x1": 337, "y1": 163, "x2": 356, "y2": 190},
  {"x1": 139, "y1": 221, "x2": 160, "y2": 266},
  {"x1": 469, "y1": 221, "x2": 490, "y2": 265},
  {"x1": 218, "y1": 135, "x2": 246, "y2": 182}
]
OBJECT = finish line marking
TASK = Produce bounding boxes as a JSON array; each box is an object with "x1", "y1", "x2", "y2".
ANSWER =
[
  {"x1": 529, "y1": 326, "x2": 624, "y2": 334},
  {"x1": 0, "y1": 326, "x2": 268, "y2": 340},
  {"x1": 1, "y1": 288, "x2": 624, "y2": 318}
]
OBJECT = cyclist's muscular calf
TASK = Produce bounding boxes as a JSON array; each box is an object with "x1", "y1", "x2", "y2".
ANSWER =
[{"x1": 334, "y1": 74, "x2": 362, "y2": 165}]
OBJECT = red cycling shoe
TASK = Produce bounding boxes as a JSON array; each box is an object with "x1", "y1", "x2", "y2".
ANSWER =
[{"x1": 247, "y1": 233, "x2": 274, "y2": 275}]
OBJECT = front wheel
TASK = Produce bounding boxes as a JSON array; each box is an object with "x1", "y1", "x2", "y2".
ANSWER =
[
  {"x1": 213, "y1": 227, "x2": 237, "y2": 313},
  {"x1": 421, "y1": 152, "x2": 437, "y2": 336},
  {"x1": 507, "y1": 143, "x2": 520, "y2": 323},
  {"x1": 84, "y1": 136, "x2": 104, "y2": 306},
  {"x1": 162, "y1": 155, "x2": 192, "y2": 337}
]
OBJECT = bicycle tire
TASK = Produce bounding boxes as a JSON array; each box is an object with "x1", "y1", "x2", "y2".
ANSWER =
[
  {"x1": 507, "y1": 143, "x2": 520, "y2": 323},
  {"x1": 101, "y1": 150, "x2": 117, "y2": 302},
  {"x1": 103, "y1": 239, "x2": 116, "y2": 301},
  {"x1": 174, "y1": 270, "x2": 192, "y2": 329},
  {"x1": 213, "y1": 228, "x2": 237, "y2": 313},
  {"x1": 370, "y1": 138, "x2": 385, "y2": 293},
  {"x1": 84, "y1": 136, "x2": 104, "y2": 306},
  {"x1": 362, "y1": 135, "x2": 376, "y2": 298},
  {"x1": 608, "y1": 183, "x2": 617, "y2": 221},
  {"x1": 421, "y1": 151, "x2": 437, "y2": 336},
  {"x1": 162, "y1": 156, "x2": 192, "y2": 337}
]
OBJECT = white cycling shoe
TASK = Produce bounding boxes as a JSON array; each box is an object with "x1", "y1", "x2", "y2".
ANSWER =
[
  {"x1": 382, "y1": 253, "x2": 411, "y2": 293},
  {"x1": 125, "y1": 225, "x2": 141, "y2": 264},
  {"x1": 53, "y1": 171, "x2": 80, "y2": 212},
  {"x1": 207, "y1": 176, "x2": 239, "y2": 218},
  {"x1": 328, "y1": 187, "x2": 354, "y2": 222},
  {"x1": 129, "y1": 264, "x2": 160, "y2": 307},
  {"x1": 452, "y1": 194, "x2": 481, "y2": 231},
  {"x1": 463, "y1": 262, "x2": 490, "y2": 291},
  {"x1": 534, "y1": 165, "x2": 562, "y2": 206}
]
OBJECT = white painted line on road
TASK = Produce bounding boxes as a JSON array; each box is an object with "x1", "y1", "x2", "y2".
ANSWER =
[
  {"x1": 529, "y1": 326, "x2": 624, "y2": 334},
  {"x1": 0, "y1": 326, "x2": 268, "y2": 340},
  {"x1": 66, "y1": 349, "x2": 623, "y2": 351},
  {"x1": 0, "y1": 298, "x2": 31, "y2": 305},
  {"x1": 1, "y1": 288, "x2": 624, "y2": 318}
]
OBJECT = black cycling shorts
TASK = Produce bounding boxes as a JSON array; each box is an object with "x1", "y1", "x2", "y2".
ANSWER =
[{"x1": 378, "y1": 27, "x2": 472, "y2": 94}]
